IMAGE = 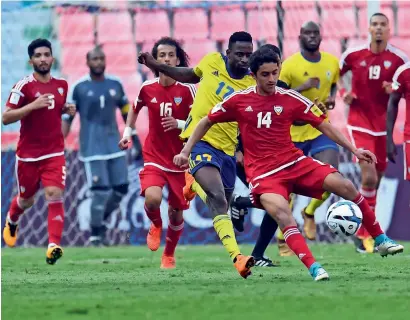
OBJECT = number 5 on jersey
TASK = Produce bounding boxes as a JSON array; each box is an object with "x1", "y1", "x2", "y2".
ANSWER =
[{"x1": 160, "y1": 102, "x2": 172, "y2": 116}]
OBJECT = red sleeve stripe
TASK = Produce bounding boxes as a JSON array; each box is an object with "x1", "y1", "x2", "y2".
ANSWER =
[
  {"x1": 133, "y1": 78, "x2": 159, "y2": 106},
  {"x1": 387, "y1": 44, "x2": 409, "y2": 64},
  {"x1": 339, "y1": 44, "x2": 368, "y2": 69},
  {"x1": 276, "y1": 87, "x2": 313, "y2": 107}
]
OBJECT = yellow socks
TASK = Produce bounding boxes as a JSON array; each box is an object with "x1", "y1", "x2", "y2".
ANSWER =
[
  {"x1": 276, "y1": 229, "x2": 285, "y2": 241},
  {"x1": 213, "y1": 214, "x2": 241, "y2": 260},
  {"x1": 192, "y1": 181, "x2": 208, "y2": 203},
  {"x1": 305, "y1": 192, "x2": 330, "y2": 216}
]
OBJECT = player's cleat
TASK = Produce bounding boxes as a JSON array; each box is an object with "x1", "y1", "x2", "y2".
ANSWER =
[
  {"x1": 229, "y1": 195, "x2": 248, "y2": 232},
  {"x1": 353, "y1": 236, "x2": 368, "y2": 254},
  {"x1": 160, "y1": 255, "x2": 176, "y2": 269},
  {"x1": 376, "y1": 236, "x2": 404, "y2": 257},
  {"x1": 353, "y1": 236, "x2": 377, "y2": 253},
  {"x1": 254, "y1": 256, "x2": 280, "y2": 267},
  {"x1": 3, "y1": 215, "x2": 18, "y2": 247},
  {"x1": 89, "y1": 236, "x2": 103, "y2": 247},
  {"x1": 278, "y1": 239, "x2": 295, "y2": 256},
  {"x1": 309, "y1": 262, "x2": 329, "y2": 281},
  {"x1": 183, "y1": 172, "x2": 197, "y2": 201},
  {"x1": 234, "y1": 254, "x2": 255, "y2": 279},
  {"x1": 46, "y1": 245, "x2": 63, "y2": 265},
  {"x1": 302, "y1": 209, "x2": 316, "y2": 240},
  {"x1": 147, "y1": 223, "x2": 162, "y2": 251}
]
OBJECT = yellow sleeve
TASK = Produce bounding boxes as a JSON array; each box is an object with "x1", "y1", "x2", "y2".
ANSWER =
[
  {"x1": 193, "y1": 52, "x2": 217, "y2": 78},
  {"x1": 279, "y1": 58, "x2": 293, "y2": 87}
]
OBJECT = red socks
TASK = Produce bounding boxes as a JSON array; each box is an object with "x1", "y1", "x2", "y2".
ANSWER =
[
  {"x1": 9, "y1": 196, "x2": 25, "y2": 223},
  {"x1": 356, "y1": 187, "x2": 377, "y2": 238},
  {"x1": 47, "y1": 199, "x2": 64, "y2": 245},
  {"x1": 164, "y1": 222, "x2": 184, "y2": 256},
  {"x1": 283, "y1": 226, "x2": 316, "y2": 269},
  {"x1": 352, "y1": 193, "x2": 383, "y2": 238},
  {"x1": 144, "y1": 204, "x2": 162, "y2": 228}
]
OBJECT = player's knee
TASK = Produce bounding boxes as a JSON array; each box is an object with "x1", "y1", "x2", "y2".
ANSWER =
[
  {"x1": 113, "y1": 184, "x2": 128, "y2": 196},
  {"x1": 338, "y1": 178, "x2": 357, "y2": 199},
  {"x1": 273, "y1": 205, "x2": 293, "y2": 230},
  {"x1": 168, "y1": 207, "x2": 183, "y2": 225},
  {"x1": 44, "y1": 187, "x2": 63, "y2": 201},
  {"x1": 18, "y1": 196, "x2": 34, "y2": 209},
  {"x1": 145, "y1": 193, "x2": 162, "y2": 211},
  {"x1": 206, "y1": 189, "x2": 228, "y2": 213},
  {"x1": 361, "y1": 172, "x2": 378, "y2": 188}
]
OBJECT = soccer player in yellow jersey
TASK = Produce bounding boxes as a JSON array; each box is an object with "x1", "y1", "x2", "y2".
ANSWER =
[
  {"x1": 138, "y1": 32, "x2": 256, "y2": 278},
  {"x1": 277, "y1": 21, "x2": 340, "y2": 255}
]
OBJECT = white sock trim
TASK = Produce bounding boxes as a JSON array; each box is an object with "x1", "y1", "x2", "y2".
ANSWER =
[{"x1": 169, "y1": 222, "x2": 184, "y2": 231}]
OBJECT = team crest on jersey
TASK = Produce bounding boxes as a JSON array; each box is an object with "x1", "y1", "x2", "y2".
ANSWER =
[
  {"x1": 58, "y1": 87, "x2": 64, "y2": 95},
  {"x1": 174, "y1": 97, "x2": 182, "y2": 106},
  {"x1": 109, "y1": 89, "x2": 116, "y2": 97},
  {"x1": 384, "y1": 61, "x2": 392, "y2": 69},
  {"x1": 360, "y1": 61, "x2": 366, "y2": 67},
  {"x1": 326, "y1": 71, "x2": 331, "y2": 79},
  {"x1": 273, "y1": 106, "x2": 283, "y2": 115}
]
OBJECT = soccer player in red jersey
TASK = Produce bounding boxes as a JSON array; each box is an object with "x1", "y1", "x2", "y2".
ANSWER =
[
  {"x1": 119, "y1": 38, "x2": 195, "y2": 269},
  {"x1": 174, "y1": 48, "x2": 404, "y2": 281},
  {"x1": 339, "y1": 13, "x2": 408, "y2": 252},
  {"x1": 2, "y1": 39, "x2": 75, "y2": 264},
  {"x1": 387, "y1": 61, "x2": 410, "y2": 180}
]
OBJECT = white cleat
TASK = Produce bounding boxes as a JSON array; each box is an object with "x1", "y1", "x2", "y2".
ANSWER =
[
  {"x1": 314, "y1": 268, "x2": 330, "y2": 281},
  {"x1": 377, "y1": 240, "x2": 404, "y2": 257}
]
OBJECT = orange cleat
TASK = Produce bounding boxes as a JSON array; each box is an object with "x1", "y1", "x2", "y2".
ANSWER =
[
  {"x1": 147, "y1": 223, "x2": 162, "y2": 251},
  {"x1": 234, "y1": 254, "x2": 255, "y2": 279},
  {"x1": 3, "y1": 214, "x2": 18, "y2": 247},
  {"x1": 160, "y1": 255, "x2": 176, "y2": 269},
  {"x1": 183, "y1": 172, "x2": 197, "y2": 201},
  {"x1": 46, "y1": 245, "x2": 64, "y2": 265}
]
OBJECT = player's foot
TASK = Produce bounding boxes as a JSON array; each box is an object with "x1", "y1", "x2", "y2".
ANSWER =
[
  {"x1": 309, "y1": 262, "x2": 329, "y2": 281},
  {"x1": 254, "y1": 256, "x2": 280, "y2": 267},
  {"x1": 234, "y1": 254, "x2": 255, "y2": 279},
  {"x1": 183, "y1": 172, "x2": 197, "y2": 201},
  {"x1": 375, "y1": 235, "x2": 404, "y2": 257},
  {"x1": 353, "y1": 236, "x2": 377, "y2": 253},
  {"x1": 160, "y1": 255, "x2": 176, "y2": 269},
  {"x1": 278, "y1": 239, "x2": 295, "y2": 256},
  {"x1": 46, "y1": 244, "x2": 63, "y2": 265},
  {"x1": 89, "y1": 236, "x2": 103, "y2": 247},
  {"x1": 302, "y1": 209, "x2": 316, "y2": 240},
  {"x1": 229, "y1": 195, "x2": 247, "y2": 232},
  {"x1": 3, "y1": 214, "x2": 18, "y2": 247},
  {"x1": 147, "y1": 223, "x2": 162, "y2": 251}
]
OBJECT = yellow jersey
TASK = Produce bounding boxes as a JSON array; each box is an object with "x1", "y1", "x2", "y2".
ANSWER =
[
  {"x1": 180, "y1": 52, "x2": 255, "y2": 156},
  {"x1": 279, "y1": 51, "x2": 339, "y2": 142}
]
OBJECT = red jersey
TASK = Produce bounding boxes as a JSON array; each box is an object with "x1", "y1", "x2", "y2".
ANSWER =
[
  {"x1": 340, "y1": 43, "x2": 408, "y2": 135},
  {"x1": 208, "y1": 86, "x2": 326, "y2": 182},
  {"x1": 6, "y1": 74, "x2": 68, "y2": 161},
  {"x1": 392, "y1": 62, "x2": 410, "y2": 141},
  {"x1": 133, "y1": 78, "x2": 195, "y2": 172}
]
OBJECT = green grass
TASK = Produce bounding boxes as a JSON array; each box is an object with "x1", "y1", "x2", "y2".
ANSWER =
[{"x1": 2, "y1": 244, "x2": 410, "y2": 320}]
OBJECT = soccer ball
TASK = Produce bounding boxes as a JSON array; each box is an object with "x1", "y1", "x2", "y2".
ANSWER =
[{"x1": 326, "y1": 200, "x2": 363, "y2": 236}]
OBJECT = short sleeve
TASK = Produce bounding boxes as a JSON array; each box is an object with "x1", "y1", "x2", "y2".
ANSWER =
[
  {"x1": 117, "y1": 80, "x2": 129, "y2": 108},
  {"x1": 67, "y1": 83, "x2": 78, "y2": 104},
  {"x1": 339, "y1": 50, "x2": 353, "y2": 76},
  {"x1": 193, "y1": 53, "x2": 215, "y2": 78},
  {"x1": 291, "y1": 92, "x2": 326, "y2": 127},
  {"x1": 133, "y1": 86, "x2": 146, "y2": 114},
  {"x1": 6, "y1": 80, "x2": 28, "y2": 109},
  {"x1": 332, "y1": 57, "x2": 340, "y2": 84},
  {"x1": 278, "y1": 59, "x2": 292, "y2": 87},
  {"x1": 392, "y1": 66, "x2": 408, "y2": 94},
  {"x1": 208, "y1": 96, "x2": 237, "y2": 123}
]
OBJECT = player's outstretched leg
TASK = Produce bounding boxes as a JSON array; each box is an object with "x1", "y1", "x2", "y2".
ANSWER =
[
  {"x1": 323, "y1": 173, "x2": 404, "y2": 257},
  {"x1": 144, "y1": 186, "x2": 163, "y2": 252},
  {"x1": 3, "y1": 196, "x2": 34, "y2": 247},
  {"x1": 161, "y1": 207, "x2": 184, "y2": 269},
  {"x1": 194, "y1": 166, "x2": 254, "y2": 278},
  {"x1": 259, "y1": 193, "x2": 329, "y2": 281},
  {"x1": 44, "y1": 187, "x2": 65, "y2": 265}
]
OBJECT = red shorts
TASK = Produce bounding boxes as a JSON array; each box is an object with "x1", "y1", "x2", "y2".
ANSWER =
[
  {"x1": 249, "y1": 157, "x2": 338, "y2": 209},
  {"x1": 348, "y1": 129, "x2": 387, "y2": 172},
  {"x1": 139, "y1": 165, "x2": 189, "y2": 210},
  {"x1": 15, "y1": 155, "x2": 66, "y2": 199},
  {"x1": 404, "y1": 141, "x2": 410, "y2": 180}
]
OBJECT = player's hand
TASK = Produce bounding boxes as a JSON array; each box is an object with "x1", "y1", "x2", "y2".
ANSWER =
[
  {"x1": 173, "y1": 152, "x2": 189, "y2": 169},
  {"x1": 62, "y1": 103, "x2": 76, "y2": 116},
  {"x1": 313, "y1": 98, "x2": 327, "y2": 114},
  {"x1": 354, "y1": 148, "x2": 377, "y2": 164},
  {"x1": 303, "y1": 77, "x2": 320, "y2": 90},
  {"x1": 118, "y1": 137, "x2": 130, "y2": 150},
  {"x1": 387, "y1": 139, "x2": 397, "y2": 163},
  {"x1": 138, "y1": 52, "x2": 157, "y2": 69},
  {"x1": 325, "y1": 96, "x2": 336, "y2": 110},
  {"x1": 342, "y1": 91, "x2": 357, "y2": 105},
  {"x1": 30, "y1": 94, "x2": 53, "y2": 110},
  {"x1": 382, "y1": 81, "x2": 393, "y2": 94},
  {"x1": 162, "y1": 117, "x2": 178, "y2": 132},
  {"x1": 235, "y1": 150, "x2": 244, "y2": 167}
]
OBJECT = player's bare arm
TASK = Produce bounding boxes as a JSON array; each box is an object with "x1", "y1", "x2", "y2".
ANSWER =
[
  {"x1": 325, "y1": 83, "x2": 337, "y2": 109},
  {"x1": 293, "y1": 77, "x2": 320, "y2": 93},
  {"x1": 337, "y1": 77, "x2": 356, "y2": 105},
  {"x1": 62, "y1": 103, "x2": 76, "y2": 116},
  {"x1": 316, "y1": 121, "x2": 376, "y2": 164},
  {"x1": 173, "y1": 116, "x2": 214, "y2": 167},
  {"x1": 2, "y1": 94, "x2": 52, "y2": 125},
  {"x1": 138, "y1": 52, "x2": 200, "y2": 84},
  {"x1": 119, "y1": 104, "x2": 138, "y2": 150},
  {"x1": 161, "y1": 117, "x2": 186, "y2": 132},
  {"x1": 386, "y1": 91, "x2": 401, "y2": 163}
]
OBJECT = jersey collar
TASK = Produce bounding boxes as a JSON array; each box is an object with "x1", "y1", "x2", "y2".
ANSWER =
[
  {"x1": 300, "y1": 51, "x2": 321, "y2": 63},
  {"x1": 221, "y1": 53, "x2": 251, "y2": 79}
]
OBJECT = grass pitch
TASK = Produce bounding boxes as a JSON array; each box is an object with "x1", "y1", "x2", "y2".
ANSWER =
[{"x1": 2, "y1": 243, "x2": 410, "y2": 320}]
